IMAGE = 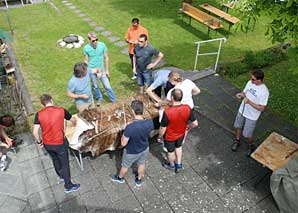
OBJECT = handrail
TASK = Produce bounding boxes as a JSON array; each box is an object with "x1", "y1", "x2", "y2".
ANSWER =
[{"x1": 193, "y1": 37, "x2": 227, "y2": 71}]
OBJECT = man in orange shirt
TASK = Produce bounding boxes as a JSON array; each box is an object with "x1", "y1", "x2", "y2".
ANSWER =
[{"x1": 125, "y1": 18, "x2": 148, "y2": 79}]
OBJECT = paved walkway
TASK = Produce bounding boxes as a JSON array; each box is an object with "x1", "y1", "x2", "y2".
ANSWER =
[{"x1": 1, "y1": 70, "x2": 297, "y2": 212}]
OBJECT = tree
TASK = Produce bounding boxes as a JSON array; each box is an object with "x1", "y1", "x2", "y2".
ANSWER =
[{"x1": 234, "y1": 0, "x2": 298, "y2": 44}]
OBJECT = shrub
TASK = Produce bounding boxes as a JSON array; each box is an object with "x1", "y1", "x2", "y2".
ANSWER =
[
  {"x1": 224, "y1": 62, "x2": 249, "y2": 77},
  {"x1": 223, "y1": 45, "x2": 287, "y2": 77}
]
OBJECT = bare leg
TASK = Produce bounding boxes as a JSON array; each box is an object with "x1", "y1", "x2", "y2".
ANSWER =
[
  {"x1": 137, "y1": 164, "x2": 145, "y2": 180},
  {"x1": 167, "y1": 152, "x2": 176, "y2": 165},
  {"x1": 235, "y1": 128, "x2": 242, "y2": 141},
  {"x1": 118, "y1": 167, "x2": 128, "y2": 178},
  {"x1": 247, "y1": 137, "x2": 253, "y2": 145},
  {"x1": 175, "y1": 147, "x2": 182, "y2": 164}
]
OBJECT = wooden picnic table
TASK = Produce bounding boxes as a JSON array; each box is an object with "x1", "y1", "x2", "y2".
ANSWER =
[
  {"x1": 199, "y1": 3, "x2": 240, "y2": 25},
  {"x1": 251, "y1": 132, "x2": 298, "y2": 171}
]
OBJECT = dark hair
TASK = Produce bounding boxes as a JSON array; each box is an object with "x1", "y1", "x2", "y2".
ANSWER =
[
  {"x1": 74, "y1": 62, "x2": 87, "y2": 78},
  {"x1": 0, "y1": 115, "x2": 15, "y2": 127},
  {"x1": 131, "y1": 100, "x2": 144, "y2": 115},
  {"x1": 40, "y1": 94, "x2": 52, "y2": 106},
  {"x1": 139, "y1": 34, "x2": 147, "y2": 41},
  {"x1": 252, "y1": 69, "x2": 264, "y2": 81},
  {"x1": 131, "y1": 18, "x2": 139, "y2": 23},
  {"x1": 171, "y1": 88, "x2": 183, "y2": 102}
]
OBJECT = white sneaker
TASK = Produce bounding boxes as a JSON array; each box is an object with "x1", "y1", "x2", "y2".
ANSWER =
[
  {"x1": 131, "y1": 75, "x2": 137, "y2": 80},
  {"x1": 0, "y1": 155, "x2": 8, "y2": 171}
]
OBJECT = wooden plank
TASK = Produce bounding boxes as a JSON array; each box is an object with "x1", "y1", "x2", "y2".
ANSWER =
[
  {"x1": 182, "y1": 3, "x2": 222, "y2": 30},
  {"x1": 251, "y1": 132, "x2": 298, "y2": 171},
  {"x1": 199, "y1": 3, "x2": 240, "y2": 24}
]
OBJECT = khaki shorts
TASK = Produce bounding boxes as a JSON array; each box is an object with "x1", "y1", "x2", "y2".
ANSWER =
[
  {"x1": 234, "y1": 112, "x2": 257, "y2": 138},
  {"x1": 76, "y1": 102, "x2": 94, "y2": 112}
]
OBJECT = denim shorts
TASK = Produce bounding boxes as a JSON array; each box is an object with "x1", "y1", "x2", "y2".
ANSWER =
[
  {"x1": 121, "y1": 148, "x2": 149, "y2": 168},
  {"x1": 137, "y1": 69, "x2": 153, "y2": 87},
  {"x1": 234, "y1": 112, "x2": 257, "y2": 138}
]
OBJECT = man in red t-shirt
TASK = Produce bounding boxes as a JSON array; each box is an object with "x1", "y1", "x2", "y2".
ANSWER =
[
  {"x1": 32, "y1": 94, "x2": 80, "y2": 193},
  {"x1": 158, "y1": 88, "x2": 198, "y2": 173}
]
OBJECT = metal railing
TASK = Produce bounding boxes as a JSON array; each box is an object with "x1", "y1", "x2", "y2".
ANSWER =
[{"x1": 193, "y1": 37, "x2": 227, "y2": 71}]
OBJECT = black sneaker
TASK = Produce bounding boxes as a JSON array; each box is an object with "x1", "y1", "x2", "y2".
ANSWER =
[
  {"x1": 162, "y1": 162, "x2": 175, "y2": 171},
  {"x1": 247, "y1": 144, "x2": 256, "y2": 157},
  {"x1": 111, "y1": 174, "x2": 125, "y2": 184},
  {"x1": 175, "y1": 163, "x2": 183, "y2": 174},
  {"x1": 64, "y1": 183, "x2": 80, "y2": 194},
  {"x1": 231, "y1": 141, "x2": 240, "y2": 152},
  {"x1": 135, "y1": 178, "x2": 142, "y2": 187}
]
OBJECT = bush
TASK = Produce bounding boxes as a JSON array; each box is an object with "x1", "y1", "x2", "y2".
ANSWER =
[
  {"x1": 224, "y1": 62, "x2": 249, "y2": 77},
  {"x1": 223, "y1": 45, "x2": 287, "y2": 77}
]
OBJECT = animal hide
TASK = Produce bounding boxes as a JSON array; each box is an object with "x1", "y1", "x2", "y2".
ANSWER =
[{"x1": 65, "y1": 95, "x2": 159, "y2": 157}]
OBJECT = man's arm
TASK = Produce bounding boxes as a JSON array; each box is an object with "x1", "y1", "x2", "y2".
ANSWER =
[
  {"x1": 188, "y1": 120, "x2": 198, "y2": 129},
  {"x1": 244, "y1": 98, "x2": 266, "y2": 112},
  {"x1": 132, "y1": 54, "x2": 137, "y2": 74},
  {"x1": 84, "y1": 55, "x2": 89, "y2": 65},
  {"x1": 192, "y1": 85, "x2": 200, "y2": 95},
  {"x1": 146, "y1": 85, "x2": 162, "y2": 103},
  {"x1": 146, "y1": 52, "x2": 164, "y2": 69},
  {"x1": 32, "y1": 124, "x2": 41, "y2": 142},
  {"x1": 104, "y1": 52, "x2": 110, "y2": 76},
  {"x1": 158, "y1": 126, "x2": 166, "y2": 140},
  {"x1": 67, "y1": 91, "x2": 89, "y2": 100},
  {"x1": 121, "y1": 134, "x2": 129, "y2": 147}
]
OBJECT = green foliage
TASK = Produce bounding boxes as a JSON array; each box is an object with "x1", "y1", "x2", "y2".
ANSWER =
[
  {"x1": 235, "y1": 0, "x2": 298, "y2": 44},
  {"x1": 222, "y1": 46, "x2": 287, "y2": 77}
]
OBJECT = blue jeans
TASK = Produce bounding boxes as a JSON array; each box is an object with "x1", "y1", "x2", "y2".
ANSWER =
[
  {"x1": 137, "y1": 69, "x2": 153, "y2": 86},
  {"x1": 90, "y1": 73, "x2": 116, "y2": 102}
]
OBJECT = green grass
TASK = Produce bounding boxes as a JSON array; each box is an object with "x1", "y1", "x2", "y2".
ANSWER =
[{"x1": 0, "y1": 0, "x2": 296, "y2": 125}]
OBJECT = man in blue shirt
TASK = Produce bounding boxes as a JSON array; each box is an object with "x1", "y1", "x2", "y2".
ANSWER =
[
  {"x1": 146, "y1": 70, "x2": 181, "y2": 104},
  {"x1": 111, "y1": 100, "x2": 154, "y2": 187},
  {"x1": 133, "y1": 34, "x2": 164, "y2": 94},
  {"x1": 67, "y1": 62, "x2": 94, "y2": 112},
  {"x1": 84, "y1": 32, "x2": 116, "y2": 106}
]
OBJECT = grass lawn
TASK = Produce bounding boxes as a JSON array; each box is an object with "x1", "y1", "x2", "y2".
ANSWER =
[{"x1": 0, "y1": 0, "x2": 297, "y2": 125}]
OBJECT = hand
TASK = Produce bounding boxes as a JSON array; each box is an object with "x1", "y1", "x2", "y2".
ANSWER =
[
  {"x1": 146, "y1": 63, "x2": 154, "y2": 69},
  {"x1": 5, "y1": 137, "x2": 13, "y2": 147},
  {"x1": 106, "y1": 69, "x2": 110, "y2": 77},
  {"x1": 153, "y1": 102, "x2": 160, "y2": 108},
  {"x1": 236, "y1": 93, "x2": 245, "y2": 99},
  {"x1": 243, "y1": 97, "x2": 250, "y2": 104},
  {"x1": 80, "y1": 94, "x2": 89, "y2": 99}
]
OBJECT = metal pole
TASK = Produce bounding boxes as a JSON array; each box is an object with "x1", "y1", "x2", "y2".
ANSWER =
[
  {"x1": 193, "y1": 43, "x2": 200, "y2": 71},
  {"x1": 214, "y1": 39, "x2": 223, "y2": 72}
]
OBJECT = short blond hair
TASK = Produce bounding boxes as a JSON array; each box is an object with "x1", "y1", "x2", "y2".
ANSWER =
[
  {"x1": 168, "y1": 71, "x2": 183, "y2": 83},
  {"x1": 87, "y1": 32, "x2": 97, "y2": 40}
]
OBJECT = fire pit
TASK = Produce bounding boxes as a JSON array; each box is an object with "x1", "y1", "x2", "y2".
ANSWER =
[{"x1": 57, "y1": 34, "x2": 84, "y2": 48}]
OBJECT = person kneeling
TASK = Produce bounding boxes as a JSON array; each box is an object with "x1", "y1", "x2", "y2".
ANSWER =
[{"x1": 111, "y1": 100, "x2": 154, "y2": 186}]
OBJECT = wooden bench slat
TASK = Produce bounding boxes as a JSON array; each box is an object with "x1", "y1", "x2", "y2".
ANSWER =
[
  {"x1": 199, "y1": 4, "x2": 240, "y2": 25},
  {"x1": 182, "y1": 2, "x2": 223, "y2": 30}
]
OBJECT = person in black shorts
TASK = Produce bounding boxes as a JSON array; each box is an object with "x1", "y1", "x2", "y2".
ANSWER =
[{"x1": 158, "y1": 89, "x2": 198, "y2": 173}]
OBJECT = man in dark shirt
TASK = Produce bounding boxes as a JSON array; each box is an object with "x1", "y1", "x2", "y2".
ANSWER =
[
  {"x1": 133, "y1": 34, "x2": 164, "y2": 94},
  {"x1": 32, "y1": 94, "x2": 80, "y2": 193},
  {"x1": 111, "y1": 100, "x2": 154, "y2": 186},
  {"x1": 158, "y1": 89, "x2": 198, "y2": 173}
]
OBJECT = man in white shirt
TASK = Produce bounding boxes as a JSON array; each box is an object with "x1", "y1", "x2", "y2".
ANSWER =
[
  {"x1": 166, "y1": 78, "x2": 200, "y2": 109},
  {"x1": 231, "y1": 69, "x2": 269, "y2": 156}
]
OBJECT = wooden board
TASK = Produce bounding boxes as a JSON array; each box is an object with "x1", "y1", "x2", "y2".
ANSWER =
[
  {"x1": 182, "y1": 2, "x2": 223, "y2": 30},
  {"x1": 251, "y1": 132, "x2": 298, "y2": 171},
  {"x1": 199, "y1": 3, "x2": 240, "y2": 24}
]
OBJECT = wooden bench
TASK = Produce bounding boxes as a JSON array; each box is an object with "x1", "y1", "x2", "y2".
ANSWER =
[
  {"x1": 181, "y1": 2, "x2": 222, "y2": 35},
  {"x1": 199, "y1": 3, "x2": 240, "y2": 31}
]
